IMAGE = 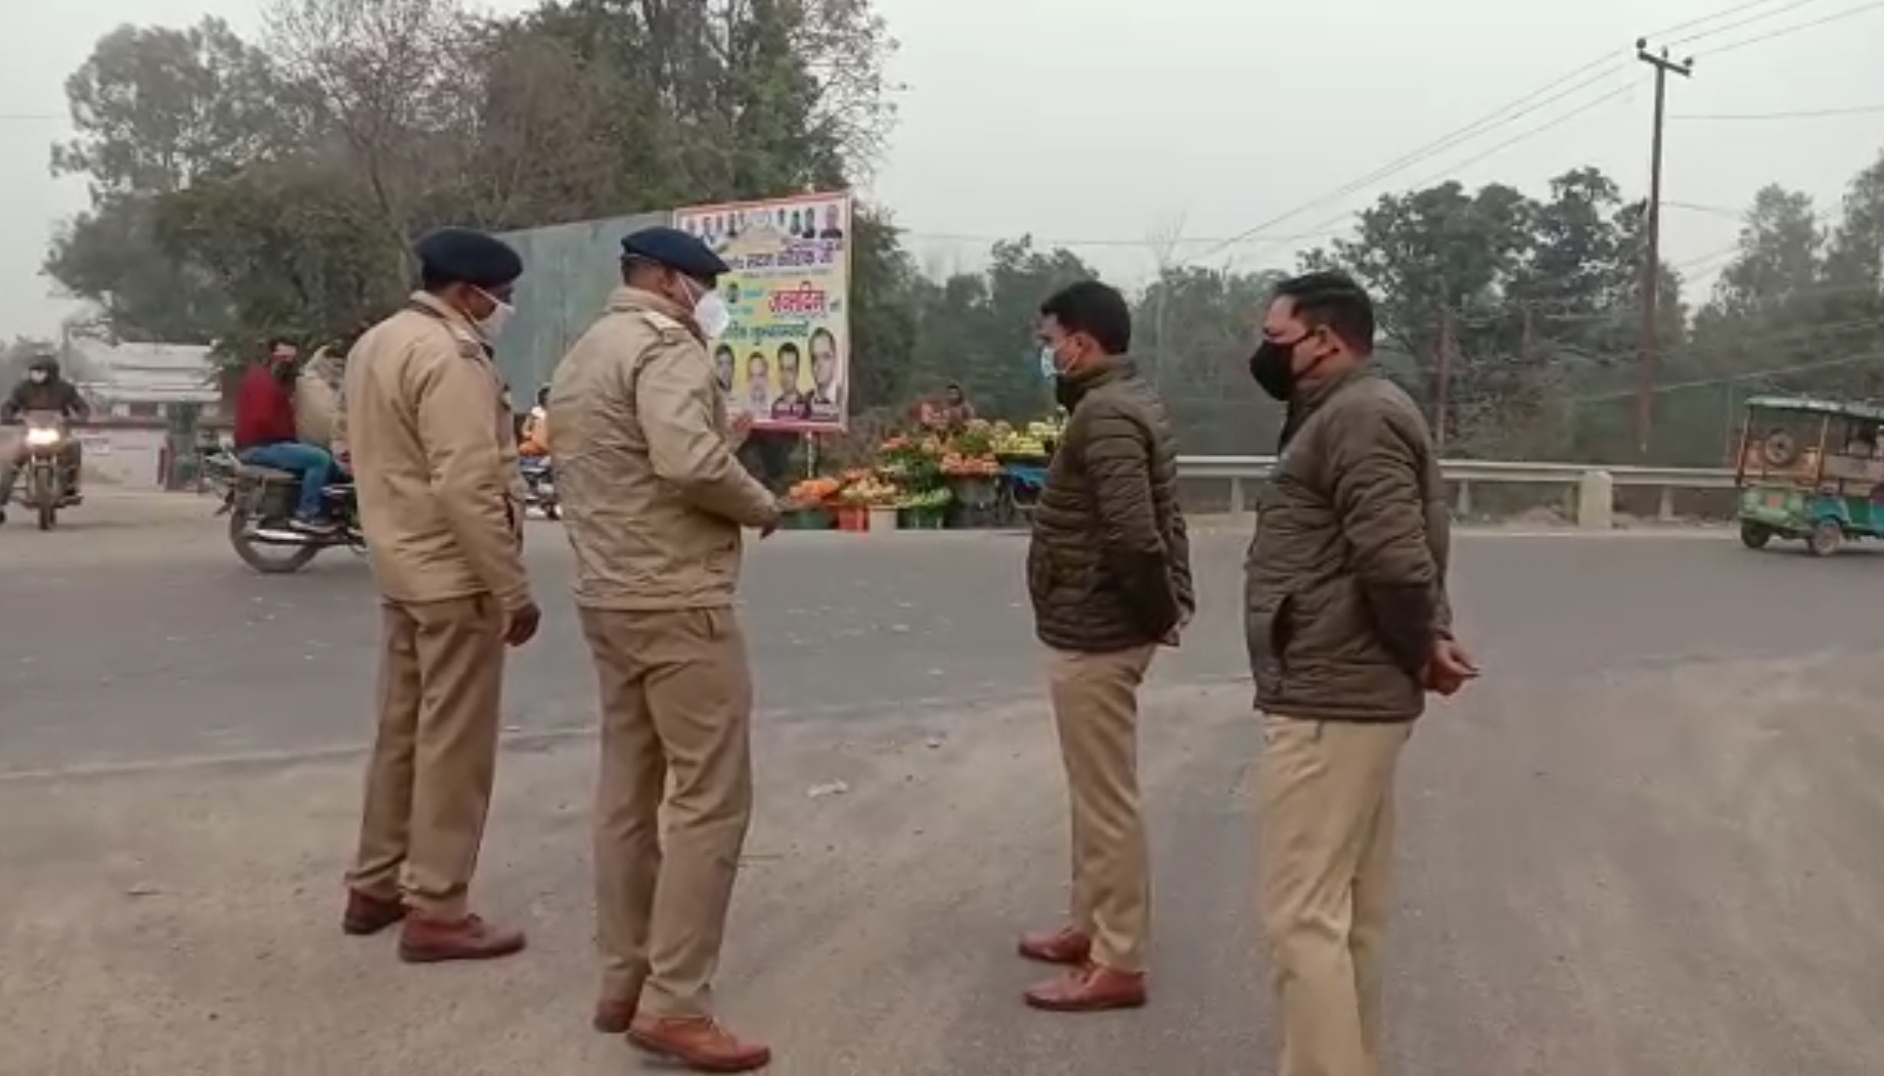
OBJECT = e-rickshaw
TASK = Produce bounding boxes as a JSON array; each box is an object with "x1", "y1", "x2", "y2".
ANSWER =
[{"x1": 1735, "y1": 394, "x2": 1884, "y2": 555}]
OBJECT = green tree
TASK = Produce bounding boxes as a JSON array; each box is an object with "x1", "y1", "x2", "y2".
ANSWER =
[
  {"x1": 1134, "y1": 266, "x2": 1283, "y2": 453},
  {"x1": 54, "y1": 18, "x2": 292, "y2": 196},
  {"x1": 845, "y1": 208, "x2": 919, "y2": 412},
  {"x1": 46, "y1": 17, "x2": 293, "y2": 342},
  {"x1": 902, "y1": 237, "x2": 1097, "y2": 421},
  {"x1": 45, "y1": 197, "x2": 228, "y2": 344},
  {"x1": 153, "y1": 163, "x2": 407, "y2": 361},
  {"x1": 1821, "y1": 148, "x2": 1884, "y2": 313}
]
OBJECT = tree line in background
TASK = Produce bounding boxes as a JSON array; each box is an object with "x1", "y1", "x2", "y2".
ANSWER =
[{"x1": 35, "y1": 0, "x2": 1884, "y2": 465}]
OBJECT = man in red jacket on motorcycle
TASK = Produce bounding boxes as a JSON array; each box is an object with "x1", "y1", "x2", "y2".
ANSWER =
[{"x1": 234, "y1": 337, "x2": 339, "y2": 534}]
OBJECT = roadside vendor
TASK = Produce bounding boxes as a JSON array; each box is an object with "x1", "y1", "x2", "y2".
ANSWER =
[{"x1": 918, "y1": 382, "x2": 976, "y2": 432}]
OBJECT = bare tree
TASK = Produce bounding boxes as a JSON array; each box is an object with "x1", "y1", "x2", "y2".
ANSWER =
[
  {"x1": 787, "y1": 0, "x2": 901, "y2": 176},
  {"x1": 459, "y1": 30, "x2": 626, "y2": 229},
  {"x1": 1141, "y1": 210, "x2": 1189, "y2": 379},
  {"x1": 265, "y1": 0, "x2": 484, "y2": 265},
  {"x1": 688, "y1": 0, "x2": 899, "y2": 179}
]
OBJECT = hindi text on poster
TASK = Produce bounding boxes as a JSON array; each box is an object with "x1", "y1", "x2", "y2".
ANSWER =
[{"x1": 672, "y1": 192, "x2": 853, "y2": 433}]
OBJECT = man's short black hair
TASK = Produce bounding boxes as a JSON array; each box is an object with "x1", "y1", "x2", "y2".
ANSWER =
[
  {"x1": 267, "y1": 335, "x2": 297, "y2": 351},
  {"x1": 1039, "y1": 280, "x2": 1131, "y2": 355},
  {"x1": 1273, "y1": 270, "x2": 1376, "y2": 354}
]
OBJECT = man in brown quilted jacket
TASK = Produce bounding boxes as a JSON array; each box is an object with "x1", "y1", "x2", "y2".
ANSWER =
[
  {"x1": 1017, "y1": 279, "x2": 1193, "y2": 1013},
  {"x1": 1246, "y1": 270, "x2": 1478, "y2": 1076}
]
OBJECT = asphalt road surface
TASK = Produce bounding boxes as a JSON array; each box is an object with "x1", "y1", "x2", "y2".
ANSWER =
[{"x1": 5, "y1": 498, "x2": 1884, "y2": 1075}]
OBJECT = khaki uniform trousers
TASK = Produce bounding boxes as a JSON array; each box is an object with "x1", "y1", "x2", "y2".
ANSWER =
[
  {"x1": 1047, "y1": 643, "x2": 1158, "y2": 973},
  {"x1": 1259, "y1": 713, "x2": 1412, "y2": 1076},
  {"x1": 579, "y1": 605, "x2": 755, "y2": 1020},
  {"x1": 348, "y1": 595, "x2": 507, "y2": 919}
]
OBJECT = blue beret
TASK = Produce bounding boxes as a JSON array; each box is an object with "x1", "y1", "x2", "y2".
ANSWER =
[
  {"x1": 414, "y1": 228, "x2": 524, "y2": 289},
  {"x1": 622, "y1": 226, "x2": 730, "y2": 282}
]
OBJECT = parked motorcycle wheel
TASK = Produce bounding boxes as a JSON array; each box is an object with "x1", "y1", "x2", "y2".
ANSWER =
[
  {"x1": 228, "y1": 508, "x2": 322, "y2": 574},
  {"x1": 29, "y1": 465, "x2": 58, "y2": 531}
]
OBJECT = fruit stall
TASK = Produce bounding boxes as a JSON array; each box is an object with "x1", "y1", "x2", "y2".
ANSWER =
[{"x1": 782, "y1": 416, "x2": 1063, "y2": 531}]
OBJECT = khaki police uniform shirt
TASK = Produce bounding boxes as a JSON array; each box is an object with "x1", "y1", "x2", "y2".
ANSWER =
[
  {"x1": 548, "y1": 286, "x2": 776, "y2": 611},
  {"x1": 342, "y1": 292, "x2": 531, "y2": 610}
]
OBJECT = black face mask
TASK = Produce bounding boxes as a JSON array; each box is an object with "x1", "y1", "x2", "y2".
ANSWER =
[
  {"x1": 1052, "y1": 375, "x2": 1079, "y2": 411},
  {"x1": 1247, "y1": 336, "x2": 1309, "y2": 401}
]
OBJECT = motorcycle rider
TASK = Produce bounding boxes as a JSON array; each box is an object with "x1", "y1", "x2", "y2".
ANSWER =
[
  {"x1": 519, "y1": 385, "x2": 551, "y2": 457},
  {"x1": 0, "y1": 353, "x2": 91, "y2": 526},
  {"x1": 233, "y1": 337, "x2": 339, "y2": 534}
]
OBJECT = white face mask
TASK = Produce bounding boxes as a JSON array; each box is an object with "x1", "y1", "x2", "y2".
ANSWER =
[
  {"x1": 474, "y1": 288, "x2": 515, "y2": 340},
  {"x1": 1038, "y1": 345, "x2": 1060, "y2": 380},
  {"x1": 28, "y1": 370, "x2": 48, "y2": 383},
  {"x1": 692, "y1": 290, "x2": 732, "y2": 339}
]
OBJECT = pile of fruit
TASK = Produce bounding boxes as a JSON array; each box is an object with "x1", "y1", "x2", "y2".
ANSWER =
[
  {"x1": 838, "y1": 475, "x2": 902, "y2": 506},
  {"x1": 940, "y1": 452, "x2": 999, "y2": 477},
  {"x1": 951, "y1": 419, "x2": 997, "y2": 457},
  {"x1": 990, "y1": 419, "x2": 1055, "y2": 459},
  {"x1": 899, "y1": 486, "x2": 953, "y2": 511},
  {"x1": 787, "y1": 476, "x2": 841, "y2": 506}
]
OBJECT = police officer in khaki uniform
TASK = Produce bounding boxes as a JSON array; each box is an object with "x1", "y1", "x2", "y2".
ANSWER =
[
  {"x1": 548, "y1": 227, "x2": 779, "y2": 1072},
  {"x1": 338, "y1": 228, "x2": 543, "y2": 963}
]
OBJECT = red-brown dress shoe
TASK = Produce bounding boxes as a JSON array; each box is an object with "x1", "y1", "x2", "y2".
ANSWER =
[
  {"x1": 592, "y1": 997, "x2": 636, "y2": 1034},
  {"x1": 1024, "y1": 963, "x2": 1147, "y2": 1012},
  {"x1": 397, "y1": 914, "x2": 527, "y2": 964},
  {"x1": 341, "y1": 890, "x2": 406, "y2": 936},
  {"x1": 1017, "y1": 925, "x2": 1092, "y2": 965},
  {"x1": 626, "y1": 1015, "x2": 772, "y2": 1073}
]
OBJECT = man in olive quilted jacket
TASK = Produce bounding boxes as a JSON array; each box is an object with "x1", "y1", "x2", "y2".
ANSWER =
[{"x1": 1016, "y1": 279, "x2": 1193, "y2": 1013}]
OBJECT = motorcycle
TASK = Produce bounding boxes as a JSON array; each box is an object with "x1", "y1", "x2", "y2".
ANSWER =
[
  {"x1": 13, "y1": 410, "x2": 82, "y2": 531},
  {"x1": 206, "y1": 448, "x2": 363, "y2": 574},
  {"x1": 519, "y1": 455, "x2": 559, "y2": 520}
]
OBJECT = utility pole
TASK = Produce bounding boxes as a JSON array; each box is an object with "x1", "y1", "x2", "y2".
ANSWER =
[
  {"x1": 1434, "y1": 297, "x2": 1454, "y2": 450},
  {"x1": 1634, "y1": 39, "x2": 1694, "y2": 458}
]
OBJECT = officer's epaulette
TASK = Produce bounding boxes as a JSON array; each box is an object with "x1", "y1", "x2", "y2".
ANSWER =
[
  {"x1": 637, "y1": 309, "x2": 688, "y2": 337},
  {"x1": 404, "y1": 298, "x2": 493, "y2": 360}
]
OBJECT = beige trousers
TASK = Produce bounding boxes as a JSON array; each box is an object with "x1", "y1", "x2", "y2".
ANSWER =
[
  {"x1": 1259, "y1": 713, "x2": 1412, "y2": 1076},
  {"x1": 1047, "y1": 643, "x2": 1158, "y2": 973},
  {"x1": 348, "y1": 595, "x2": 507, "y2": 919},
  {"x1": 580, "y1": 606, "x2": 755, "y2": 1020}
]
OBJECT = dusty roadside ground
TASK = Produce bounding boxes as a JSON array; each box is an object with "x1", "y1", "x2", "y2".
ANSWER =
[{"x1": 8, "y1": 648, "x2": 1884, "y2": 1076}]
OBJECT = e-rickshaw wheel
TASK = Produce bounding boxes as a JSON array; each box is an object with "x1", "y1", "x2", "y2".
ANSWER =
[
  {"x1": 1739, "y1": 522, "x2": 1773, "y2": 550},
  {"x1": 1806, "y1": 518, "x2": 1844, "y2": 557}
]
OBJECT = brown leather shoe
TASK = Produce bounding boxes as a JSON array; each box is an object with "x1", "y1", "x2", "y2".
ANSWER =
[
  {"x1": 592, "y1": 997, "x2": 636, "y2": 1034},
  {"x1": 397, "y1": 914, "x2": 527, "y2": 964},
  {"x1": 341, "y1": 890, "x2": 406, "y2": 936},
  {"x1": 626, "y1": 1015, "x2": 772, "y2": 1073},
  {"x1": 1024, "y1": 963, "x2": 1147, "y2": 1012},
  {"x1": 1017, "y1": 925, "x2": 1092, "y2": 965}
]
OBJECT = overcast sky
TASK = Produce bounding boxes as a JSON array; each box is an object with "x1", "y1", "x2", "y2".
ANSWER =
[{"x1": 2, "y1": 0, "x2": 1880, "y2": 340}]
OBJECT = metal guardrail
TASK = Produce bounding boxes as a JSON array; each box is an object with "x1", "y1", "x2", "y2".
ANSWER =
[{"x1": 1177, "y1": 455, "x2": 1737, "y2": 524}]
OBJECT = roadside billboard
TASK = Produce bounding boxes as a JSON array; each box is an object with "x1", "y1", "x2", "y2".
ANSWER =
[{"x1": 672, "y1": 191, "x2": 853, "y2": 432}]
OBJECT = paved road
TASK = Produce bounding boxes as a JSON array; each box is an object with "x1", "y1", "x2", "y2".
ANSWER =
[{"x1": 4, "y1": 504, "x2": 1884, "y2": 1075}]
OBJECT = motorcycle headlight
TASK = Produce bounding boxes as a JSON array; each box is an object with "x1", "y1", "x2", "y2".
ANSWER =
[{"x1": 24, "y1": 428, "x2": 61, "y2": 447}]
